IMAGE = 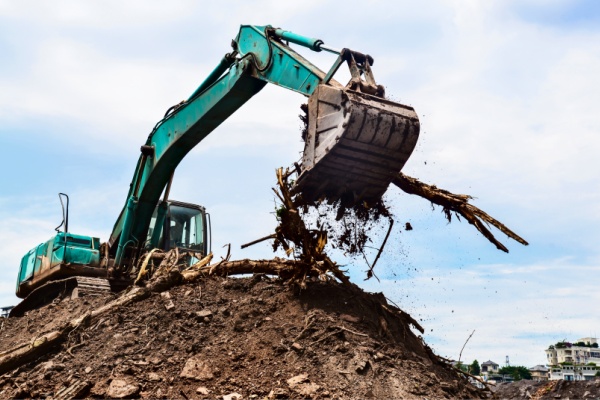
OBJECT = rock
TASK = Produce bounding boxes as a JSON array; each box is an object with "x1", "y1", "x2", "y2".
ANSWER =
[
  {"x1": 164, "y1": 300, "x2": 175, "y2": 310},
  {"x1": 107, "y1": 379, "x2": 140, "y2": 399},
  {"x1": 268, "y1": 388, "x2": 288, "y2": 399},
  {"x1": 223, "y1": 393, "x2": 243, "y2": 400},
  {"x1": 196, "y1": 309, "x2": 213, "y2": 319},
  {"x1": 180, "y1": 356, "x2": 214, "y2": 381},
  {"x1": 583, "y1": 391, "x2": 591, "y2": 398},
  {"x1": 84, "y1": 367, "x2": 92, "y2": 374},
  {"x1": 287, "y1": 373, "x2": 309, "y2": 386},
  {"x1": 160, "y1": 291, "x2": 172, "y2": 299},
  {"x1": 148, "y1": 372, "x2": 161, "y2": 382},
  {"x1": 196, "y1": 386, "x2": 210, "y2": 395},
  {"x1": 292, "y1": 342, "x2": 303, "y2": 351}
]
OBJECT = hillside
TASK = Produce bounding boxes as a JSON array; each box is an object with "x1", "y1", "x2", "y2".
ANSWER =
[{"x1": 0, "y1": 262, "x2": 485, "y2": 399}]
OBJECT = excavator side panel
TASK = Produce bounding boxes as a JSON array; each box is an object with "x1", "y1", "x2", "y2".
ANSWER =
[{"x1": 295, "y1": 84, "x2": 420, "y2": 204}]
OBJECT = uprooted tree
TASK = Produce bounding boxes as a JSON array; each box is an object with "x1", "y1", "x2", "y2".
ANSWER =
[{"x1": 238, "y1": 166, "x2": 528, "y2": 284}]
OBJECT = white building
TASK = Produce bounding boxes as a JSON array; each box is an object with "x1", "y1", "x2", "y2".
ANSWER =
[
  {"x1": 545, "y1": 337, "x2": 600, "y2": 365},
  {"x1": 548, "y1": 364, "x2": 597, "y2": 381},
  {"x1": 545, "y1": 337, "x2": 599, "y2": 381}
]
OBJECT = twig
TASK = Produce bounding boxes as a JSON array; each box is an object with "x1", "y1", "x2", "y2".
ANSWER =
[
  {"x1": 313, "y1": 329, "x2": 342, "y2": 345},
  {"x1": 66, "y1": 342, "x2": 85, "y2": 357},
  {"x1": 458, "y1": 329, "x2": 475, "y2": 363},
  {"x1": 365, "y1": 216, "x2": 394, "y2": 281},
  {"x1": 241, "y1": 234, "x2": 277, "y2": 249},
  {"x1": 336, "y1": 325, "x2": 369, "y2": 338}
]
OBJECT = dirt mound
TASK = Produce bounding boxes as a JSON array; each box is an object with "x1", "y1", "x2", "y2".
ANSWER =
[
  {"x1": 0, "y1": 268, "x2": 485, "y2": 399},
  {"x1": 492, "y1": 379, "x2": 600, "y2": 399}
]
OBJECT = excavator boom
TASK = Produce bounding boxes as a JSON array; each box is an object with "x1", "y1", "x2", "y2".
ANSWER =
[{"x1": 108, "y1": 24, "x2": 420, "y2": 266}]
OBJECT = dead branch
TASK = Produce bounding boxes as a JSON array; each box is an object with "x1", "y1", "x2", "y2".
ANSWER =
[
  {"x1": 393, "y1": 173, "x2": 528, "y2": 252},
  {"x1": 458, "y1": 329, "x2": 475, "y2": 364},
  {"x1": 366, "y1": 216, "x2": 394, "y2": 281},
  {"x1": 241, "y1": 234, "x2": 277, "y2": 249}
]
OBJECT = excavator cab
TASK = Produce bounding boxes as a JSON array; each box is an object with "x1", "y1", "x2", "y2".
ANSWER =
[{"x1": 147, "y1": 200, "x2": 210, "y2": 257}]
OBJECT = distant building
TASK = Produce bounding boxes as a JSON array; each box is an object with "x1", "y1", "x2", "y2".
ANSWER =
[
  {"x1": 545, "y1": 338, "x2": 600, "y2": 365},
  {"x1": 529, "y1": 365, "x2": 549, "y2": 381},
  {"x1": 545, "y1": 337, "x2": 599, "y2": 381},
  {"x1": 548, "y1": 364, "x2": 597, "y2": 381},
  {"x1": 481, "y1": 360, "x2": 499, "y2": 376}
]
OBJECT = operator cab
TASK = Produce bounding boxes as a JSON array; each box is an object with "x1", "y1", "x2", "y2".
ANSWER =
[{"x1": 147, "y1": 200, "x2": 210, "y2": 257}]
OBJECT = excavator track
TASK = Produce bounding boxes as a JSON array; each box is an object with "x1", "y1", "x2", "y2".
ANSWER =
[{"x1": 10, "y1": 277, "x2": 116, "y2": 317}]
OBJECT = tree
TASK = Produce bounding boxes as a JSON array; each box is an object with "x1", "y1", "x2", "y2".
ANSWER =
[
  {"x1": 455, "y1": 361, "x2": 468, "y2": 372},
  {"x1": 470, "y1": 360, "x2": 481, "y2": 375},
  {"x1": 498, "y1": 366, "x2": 532, "y2": 381}
]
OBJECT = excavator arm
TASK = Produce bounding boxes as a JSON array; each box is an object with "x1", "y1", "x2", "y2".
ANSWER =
[{"x1": 109, "y1": 24, "x2": 420, "y2": 266}]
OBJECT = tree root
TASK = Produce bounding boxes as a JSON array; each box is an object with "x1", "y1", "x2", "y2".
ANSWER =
[{"x1": 393, "y1": 172, "x2": 528, "y2": 252}]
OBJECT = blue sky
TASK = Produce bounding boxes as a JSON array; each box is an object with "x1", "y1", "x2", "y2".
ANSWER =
[{"x1": 1, "y1": 0, "x2": 599, "y2": 368}]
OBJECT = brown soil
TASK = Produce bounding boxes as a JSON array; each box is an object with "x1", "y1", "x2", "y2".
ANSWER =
[
  {"x1": 0, "y1": 270, "x2": 484, "y2": 399},
  {"x1": 492, "y1": 379, "x2": 600, "y2": 400}
]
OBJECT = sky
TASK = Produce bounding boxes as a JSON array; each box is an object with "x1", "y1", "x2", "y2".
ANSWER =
[{"x1": 1, "y1": 0, "x2": 599, "y2": 368}]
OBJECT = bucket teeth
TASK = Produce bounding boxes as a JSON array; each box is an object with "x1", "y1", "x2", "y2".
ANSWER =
[{"x1": 294, "y1": 84, "x2": 420, "y2": 205}]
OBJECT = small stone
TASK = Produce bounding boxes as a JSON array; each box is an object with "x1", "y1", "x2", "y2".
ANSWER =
[
  {"x1": 264, "y1": 317, "x2": 272, "y2": 321},
  {"x1": 196, "y1": 386, "x2": 210, "y2": 395},
  {"x1": 184, "y1": 289, "x2": 192, "y2": 296},
  {"x1": 223, "y1": 393, "x2": 243, "y2": 400},
  {"x1": 291, "y1": 342, "x2": 303, "y2": 351},
  {"x1": 374, "y1": 352, "x2": 384, "y2": 360},
  {"x1": 147, "y1": 357, "x2": 162, "y2": 365},
  {"x1": 148, "y1": 372, "x2": 161, "y2": 382},
  {"x1": 268, "y1": 388, "x2": 288, "y2": 399},
  {"x1": 181, "y1": 356, "x2": 214, "y2": 381},
  {"x1": 160, "y1": 291, "x2": 171, "y2": 299},
  {"x1": 164, "y1": 300, "x2": 175, "y2": 311},
  {"x1": 287, "y1": 373, "x2": 309, "y2": 387},
  {"x1": 84, "y1": 367, "x2": 92, "y2": 374},
  {"x1": 106, "y1": 379, "x2": 140, "y2": 399},
  {"x1": 196, "y1": 310, "x2": 213, "y2": 319}
]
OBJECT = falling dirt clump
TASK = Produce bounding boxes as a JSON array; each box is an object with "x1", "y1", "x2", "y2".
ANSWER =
[{"x1": 0, "y1": 270, "x2": 485, "y2": 399}]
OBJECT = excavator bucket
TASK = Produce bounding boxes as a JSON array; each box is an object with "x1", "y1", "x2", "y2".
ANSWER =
[{"x1": 294, "y1": 84, "x2": 420, "y2": 204}]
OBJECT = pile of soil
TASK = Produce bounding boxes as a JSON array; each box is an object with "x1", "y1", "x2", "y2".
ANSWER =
[
  {"x1": 0, "y1": 269, "x2": 485, "y2": 399},
  {"x1": 492, "y1": 379, "x2": 600, "y2": 399}
]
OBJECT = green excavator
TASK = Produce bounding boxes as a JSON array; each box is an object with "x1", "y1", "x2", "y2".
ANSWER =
[{"x1": 11, "y1": 24, "x2": 420, "y2": 316}]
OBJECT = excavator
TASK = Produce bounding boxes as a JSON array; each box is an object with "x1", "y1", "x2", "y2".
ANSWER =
[{"x1": 11, "y1": 24, "x2": 420, "y2": 316}]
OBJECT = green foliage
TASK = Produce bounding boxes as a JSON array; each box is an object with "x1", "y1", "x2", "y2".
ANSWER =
[
  {"x1": 470, "y1": 360, "x2": 481, "y2": 375},
  {"x1": 498, "y1": 366, "x2": 532, "y2": 381},
  {"x1": 560, "y1": 362, "x2": 573, "y2": 366},
  {"x1": 593, "y1": 343, "x2": 599, "y2": 348},
  {"x1": 587, "y1": 362, "x2": 597, "y2": 366},
  {"x1": 555, "y1": 341, "x2": 568, "y2": 349},
  {"x1": 596, "y1": 370, "x2": 600, "y2": 377},
  {"x1": 455, "y1": 361, "x2": 468, "y2": 372}
]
